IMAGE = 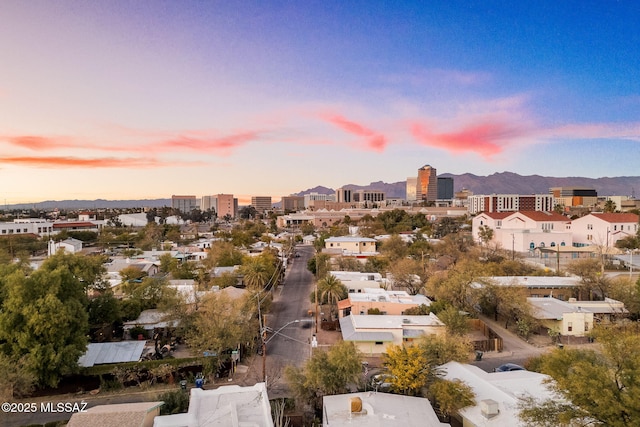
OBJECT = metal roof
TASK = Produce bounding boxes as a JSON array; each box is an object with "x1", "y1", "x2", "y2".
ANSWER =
[{"x1": 78, "y1": 341, "x2": 147, "y2": 368}]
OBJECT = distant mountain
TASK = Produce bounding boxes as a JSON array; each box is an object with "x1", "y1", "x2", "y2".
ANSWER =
[
  {"x1": 6, "y1": 199, "x2": 171, "y2": 210},
  {"x1": 439, "y1": 172, "x2": 640, "y2": 197},
  {"x1": 296, "y1": 173, "x2": 640, "y2": 199}
]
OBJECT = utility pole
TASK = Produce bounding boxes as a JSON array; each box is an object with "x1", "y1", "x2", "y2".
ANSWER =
[
  {"x1": 262, "y1": 315, "x2": 267, "y2": 384},
  {"x1": 315, "y1": 251, "x2": 319, "y2": 334}
]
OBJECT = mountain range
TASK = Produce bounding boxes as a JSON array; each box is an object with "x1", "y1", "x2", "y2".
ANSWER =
[
  {"x1": 295, "y1": 172, "x2": 640, "y2": 199},
  {"x1": 6, "y1": 173, "x2": 640, "y2": 210}
]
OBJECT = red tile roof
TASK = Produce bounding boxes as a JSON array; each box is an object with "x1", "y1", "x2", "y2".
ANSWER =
[
  {"x1": 589, "y1": 213, "x2": 639, "y2": 223},
  {"x1": 52, "y1": 221, "x2": 97, "y2": 228},
  {"x1": 518, "y1": 211, "x2": 570, "y2": 222},
  {"x1": 477, "y1": 212, "x2": 512, "y2": 219}
]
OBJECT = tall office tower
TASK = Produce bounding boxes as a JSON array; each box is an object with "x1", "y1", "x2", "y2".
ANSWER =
[
  {"x1": 437, "y1": 177, "x2": 454, "y2": 200},
  {"x1": 406, "y1": 177, "x2": 418, "y2": 201},
  {"x1": 335, "y1": 187, "x2": 352, "y2": 203},
  {"x1": 211, "y1": 194, "x2": 237, "y2": 219},
  {"x1": 417, "y1": 165, "x2": 437, "y2": 203},
  {"x1": 251, "y1": 196, "x2": 272, "y2": 214},
  {"x1": 171, "y1": 195, "x2": 197, "y2": 213}
]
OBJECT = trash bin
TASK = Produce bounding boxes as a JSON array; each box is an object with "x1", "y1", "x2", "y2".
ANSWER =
[{"x1": 475, "y1": 351, "x2": 483, "y2": 361}]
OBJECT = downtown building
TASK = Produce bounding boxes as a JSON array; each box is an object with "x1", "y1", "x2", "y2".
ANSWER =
[
  {"x1": 468, "y1": 194, "x2": 555, "y2": 215},
  {"x1": 202, "y1": 194, "x2": 237, "y2": 219},
  {"x1": 171, "y1": 195, "x2": 198, "y2": 213},
  {"x1": 251, "y1": 196, "x2": 273, "y2": 214}
]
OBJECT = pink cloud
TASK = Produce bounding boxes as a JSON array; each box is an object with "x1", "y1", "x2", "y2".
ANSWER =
[
  {"x1": 5, "y1": 135, "x2": 77, "y2": 150},
  {"x1": 154, "y1": 131, "x2": 260, "y2": 155},
  {"x1": 0, "y1": 156, "x2": 200, "y2": 168},
  {"x1": 320, "y1": 114, "x2": 388, "y2": 152},
  {"x1": 409, "y1": 120, "x2": 531, "y2": 158}
]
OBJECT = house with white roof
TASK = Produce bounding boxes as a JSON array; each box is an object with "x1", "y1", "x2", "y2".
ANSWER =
[
  {"x1": 68, "y1": 401, "x2": 164, "y2": 427},
  {"x1": 48, "y1": 237, "x2": 83, "y2": 256},
  {"x1": 339, "y1": 314, "x2": 445, "y2": 355},
  {"x1": 439, "y1": 361, "x2": 559, "y2": 427},
  {"x1": 324, "y1": 236, "x2": 378, "y2": 257},
  {"x1": 323, "y1": 392, "x2": 450, "y2": 427},
  {"x1": 329, "y1": 270, "x2": 387, "y2": 293},
  {"x1": 153, "y1": 383, "x2": 273, "y2": 427},
  {"x1": 338, "y1": 288, "x2": 431, "y2": 318},
  {"x1": 473, "y1": 276, "x2": 583, "y2": 301},
  {"x1": 571, "y1": 212, "x2": 639, "y2": 248},
  {"x1": 527, "y1": 296, "x2": 627, "y2": 339}
]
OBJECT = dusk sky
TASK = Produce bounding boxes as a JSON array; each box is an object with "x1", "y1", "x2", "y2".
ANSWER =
[{"x1": 2, "y1": 1, "x2": 640, "y2": 204}]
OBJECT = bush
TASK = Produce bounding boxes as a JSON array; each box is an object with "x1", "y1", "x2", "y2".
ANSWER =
[{"x1": 159, "y1": 389, "x2": 190, "y2": 415}]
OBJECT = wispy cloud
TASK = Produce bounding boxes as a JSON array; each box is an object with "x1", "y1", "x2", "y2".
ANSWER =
[
  {"x1": 0, "y1": 156, "x2": 201, "y2": 168},
  {"x1": 541, "y1": 122, "x2": 640, "y2": 141},
  {"x1": 409, "y1": 120, "x2": 531, "y2": 158},
  {"x1": 320, "y1": 114, "x2": 387, "y2": 151},
  {"x1": 5, "y1": 135, "x2": 78, "y2": 150}
]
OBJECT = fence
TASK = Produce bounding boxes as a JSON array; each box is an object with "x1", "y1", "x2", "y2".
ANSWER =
[{"x1": 469, "y1": 319, "x2": 503, "y2": 352}]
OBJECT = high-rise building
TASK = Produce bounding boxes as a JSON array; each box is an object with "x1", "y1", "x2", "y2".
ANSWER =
[
  {"x1": 280, "y1": 196, "x2": 305, "y2": 212},
  {"x1": 406, "y1": 177, "x2": 418, "y2": 201},
  {"x1": 171, "y1": 195, "x2": 197, "y2": 213},
  {"x1": 204, "y1": 194, "x2": 236, "y2": 219},
  {"x1": 417, "y1": 165, "x2": 437, "y2": 203},
  {"x1": 353, "y1": 190, "x2": 385, "y2": 204},
  {"x1": 335, "y1": 187, "x2": 352, "y2": 203},
  {"x1": 437, "y1": 177, "x2": 454, "y2": 200},
  {"x1": 251, "y1": 196, "x2": 272, "y2": 214}
]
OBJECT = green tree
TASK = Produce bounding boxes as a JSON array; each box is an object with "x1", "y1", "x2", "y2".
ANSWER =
[
  {"x1": 429, "y1": 378, "x2": 475, "y2": 418},
  {"x1": 240, "y1": 254, "x2": 276, "y2": 290},
  {"x1": 522, "y1": 325, "x2": 640, "y2": 426},
  {"x1": 417, "y1": 333, "x2": 473, "y2": 366},
  {"x1": 436, "y1": 306, "x2": 470, "y2": 336},
  {"x1": 187, "y1": 292, "x2": 258, "y2": 370},
  {"x1": 0, "y1": 253, "x2": 89, "y2": 387},
  {"x1": 205, "y1": 241, "x2": 244, "y2": 268},
  {"x1": 285, "y1": 341, "x2": 362, "y2": 411},
  {"x1": 88, "y1": 291, "x2": 122, "y2": 328},
  {"x1": 603, "y1": 199, "x2": 617, "y2": 213},
  {"x1": 388, "y1": 258, "x2": 424, "y2": 295},
  {"x1": 379, "y1": 235, "x2": 408, "y2": 262}
]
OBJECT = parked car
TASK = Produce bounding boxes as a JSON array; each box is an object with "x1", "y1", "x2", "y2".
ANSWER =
[{"x1": 494, "y1": 363, "x2": 525, "y2": 372}]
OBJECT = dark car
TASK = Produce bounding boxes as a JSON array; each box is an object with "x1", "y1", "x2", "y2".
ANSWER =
[{"x1": 494, "y1": 363, "x2": 525, "y2": 372}]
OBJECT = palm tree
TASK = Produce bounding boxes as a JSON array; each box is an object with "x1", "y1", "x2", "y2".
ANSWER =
[
  {"x1": 240, "y1": 257, "x2": 271, "y2": 290},
  {"x1": 318, "y1": 274, "x2": 347, "y2": 320}
]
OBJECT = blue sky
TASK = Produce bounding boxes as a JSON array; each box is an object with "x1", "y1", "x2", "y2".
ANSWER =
[{"x1": 1, "y1": 1, "x2": 639, "y2": 203}]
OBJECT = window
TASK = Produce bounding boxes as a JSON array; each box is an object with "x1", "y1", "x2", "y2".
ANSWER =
[
  {"x1": 375, "y1": 341, "x2": 383, "y2": 345},
  {"x1": 568, "y1": 322, "x2": 573, "y2": 332},
  {"x1": 585, "y1": 323, "x2": 589, "y2": 332},
  {"x1": 587, "y1": 224, "x2": 593, "y2": 230}
]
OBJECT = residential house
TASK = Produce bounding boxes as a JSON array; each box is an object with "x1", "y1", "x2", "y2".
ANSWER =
[
  {"x1": 153, "y1": 383, "x2": 273, "y2": 427},
  {"x1": 528, "y1": 296, "x2": 628, "y2": 340},
  {"x1": 472, "y1": 276, "x2": 583, "y2": 301},
  {"x1": 571, "y1": 212, "x2": 639, "y2": 248},
  {"x1": 324, "y1": 236, "x2": 378, "y2": 257},
  {"x1": 439, "y1": 362, "x2": 559, "y2": 427},
  {"x1": 329, "y1": 270, "x2": 387, "y2": 293},
  {"x1": 323, "y1": 392, "x2": 450, "y2": 427},
  {"x1": 338, "y1": 289, "x2": 431, "y2": 318},
  {"x1": 339, "y1": 314, "x2": 445, "y2": 355}
]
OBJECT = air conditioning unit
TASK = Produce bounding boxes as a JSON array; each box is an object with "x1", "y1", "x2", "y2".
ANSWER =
[{"x1": 480, "y1": 399, "x2": 499, "y2": 419}]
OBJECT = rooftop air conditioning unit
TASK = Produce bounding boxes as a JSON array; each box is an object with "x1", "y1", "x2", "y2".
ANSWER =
[{"x1": 480, "y1": 399, "x2": 499, "y2": 419}]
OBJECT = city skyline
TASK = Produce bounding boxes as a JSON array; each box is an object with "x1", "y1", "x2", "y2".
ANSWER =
[{"x1": 2, "y1": 2, "x2": 640, "y2": 204}]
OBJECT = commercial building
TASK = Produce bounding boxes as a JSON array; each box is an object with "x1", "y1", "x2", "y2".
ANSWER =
[
  {"x1": 468, "y1": 194, "x2": 555, "y2": 214},
  {"x1": 251, "y1": 196, "x2": 272, "y2": 214},
  {"x1": 204, "y1": 194, "x2": 237, "y2": 219},
  {"x1": 550, "y1": 187, "x2": 598, "y2": 208},
  {"x1": 406, "y1": 177, "x2": 418, "y2": 201},
  {"x1": 417, "y1": 164, "x2": 438, "y2": 202},
  {"x1": 280, "y1": 195, "x2": 305, "y2": 212},
  {"x1": 437, "y1": 176, "x2": 454, "y2": 200},
  {"x1": 171, "y1": 195, "x2": 197, "y2": 213}
]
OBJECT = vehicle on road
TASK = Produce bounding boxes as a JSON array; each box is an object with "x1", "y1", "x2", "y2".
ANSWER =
[{"x1": 494, "y1": 363, "x2": 525, "y2": 372}]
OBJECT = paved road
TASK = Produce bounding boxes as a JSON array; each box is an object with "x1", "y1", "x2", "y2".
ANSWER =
[{"x1": 260, "y1": 244, "x2": 316, "y2": 392}]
